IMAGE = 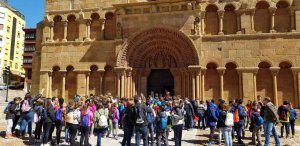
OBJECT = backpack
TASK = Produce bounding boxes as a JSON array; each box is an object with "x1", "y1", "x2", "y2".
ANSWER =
[
  {"x1": 147, "y1": 112, "x2": 155, "y2": 124},
  {"x1": 122, "y1": 106, "x2": 135, "y2": 126},
  {"x1": 55, "y1": 108, "x2": 63, "y2": 122},
  {"x1": 159, "y1": 115, "x2": 168, "y2": 130},
  {"x1": 225, "y1": 112, "x2": 234, "y2": 127},
  {"x1": 279, "y1": 108, "x2": 288, "y2": 121},
  {"x1": 233, "y1": 108, "x2": 240, "y2": 123},
  {"x1": 81, "y1": 114, "x2": 90, "y2": 127},
  {"x1": 254, "y1": 115, "x2": 264, "y2": 126},
  {"x1": 135, "y1": 105, "x2": 145, "y2": 124},
  {"x1": 21, "y1": 100, "x2": 31, "y2": 112},
  {"x1": 96, "y1": 110, "x2": 108, "y2": 128},
  {"x1": 3, "y1": 102, "x2": 12, "y2": 114}
]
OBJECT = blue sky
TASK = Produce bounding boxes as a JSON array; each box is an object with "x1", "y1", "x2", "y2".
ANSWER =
[{"x1": 9, "y1": 0, "x2": 44, "y2": 28}]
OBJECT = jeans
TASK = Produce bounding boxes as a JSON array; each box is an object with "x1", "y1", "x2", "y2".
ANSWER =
[
  {"x1": 234, "y1": 122, "x2": 243, "y2": 143},
  {"x1": 209, "y1": 126, "x2": 215, "y2": 144},
  {"x1": 221, "y1": 127, "x2": 233, "y2": 146},
  {"x1": 80, "y1": 126, "x2": 90, "y2": 146},
  {"x1": 135, "y1": 126, "x2": 149, "y2": 146},
  {"x1": 43, "y1": 122, "x2": 53, "y2": 144},
  {"x1": 35, "y1": 120, "x2": 43, "y2": 139},
  {"x1": 280, "y1": 122, "x2": 290, "y2": 137},
  {"x1": 252, "y1": 126, "x2": 263, "y2": 146},
  {"x1": 173, "y1": 124, "x2": 183, "y2": 146},
  {"x1": 20, "y1": 111, "x2": 34, "y2": 136},
  {"x1": 156, "y1": 130, "x2": 169, "y2": 146},
  {"x1": 12, "y1": 115, "x2": 20, "y2": 134},
  {"x1": 290, "y1": 119, "x2": 295, "y2": 135},
  {"x1": 198, "y1": 114, "x2": 205, "y2": 129},
  {"x1": 49, "y1": 123, "x2": 55, "y2": 141},
  {"x1": 6, "y1": 119, "x2": 13, "y2": 135},
  {"x1": 65, "y1": 124, "x2": 69, "y2": 143},
  {"x1": 264, "y1": 122, "x2": 280, "y2": 146},
  {"x1": 185, "y1": 115, "x2": 193, "y2": 129},
  {"x1": 122, "y1": 125, "x2": 134, "y2": 146},
  {"x1": 68, "y1": 123, "x2": 78, "y2": 146},
  {"x1": 148, "y1": 123, "x2": 155, "y2": 146},
  {"x1": 112, "y1": 122, "x2": 118, "y2": 138},
  {"x1": 95, "y1": 129, "x2": 104, "y2": 146},
  {"x1": 55, "y1": 121, "x2": 63, "y2": 144}
]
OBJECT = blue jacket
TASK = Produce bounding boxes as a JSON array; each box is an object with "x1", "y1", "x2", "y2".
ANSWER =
[
  {"x1": 290, "y1": 108, "x2": 298, "y2": 120},
  {"x1": 206, "y1": 102, "x2": 219, "y2": 127},
  {"x1": 230, "y1": 104, "x2": 246, "y2": 124}
]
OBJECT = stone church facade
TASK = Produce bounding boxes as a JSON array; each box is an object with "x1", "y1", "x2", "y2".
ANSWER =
[{"x1": 32, "y1": 0, "x2": 300, "y2": 108}]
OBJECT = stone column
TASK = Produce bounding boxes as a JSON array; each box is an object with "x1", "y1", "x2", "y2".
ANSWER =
[
  {"x1": 218, "y1": 10, "x2": 224, "y2": 35},
  {"x1": 271, "y1": 67, "x2": 280, "y2": 107},
  {"x1": 237, "y1": 69, "x2": 243, "y2": 98},
  {"x1": 240, "y1": 67, "x2": 258, "y2": 100},
  {"x1": 49, "y1": 21, "x2": 54, "y2": 42},
  {"x1": 49, "y1": 72, "x2": 52, "y2": 98},
  {"x1": 291, "y1": 67, "x2": 300, "y2": 108},
  {"x1": 235, "y1": 10, "x2": 242, "y2": 34},
  {"x1": 188, "y1": 66, "x2": 201, "y2": 100},
  {"x1": 269, "y1": 7, "x2": 276, "y2": 33},
  {"x1": 115, "y1": 67, "x2": 126, "y2": 98},
  {"x1": 100, "y1": 19, "x2": 105, "y2": 40},
  {"x1": 126, "y1": 69, "x2": 132, "y2": 98},
  {"x1": 250, "y1": 9, "x2": 255, "y2": 32},
  {"x1": 201, "y1": 68, "x2": 206, "y2": 101},
  {"x1": 253, "y1": 70, "x2": 258, "y2": 100},
  {"x1": 181, "y1": 70, "x2": 186, "y2": 97},
  {"x1": 62, "y1": 71, "x2": 66, "y2": 99},
  {"x1": 196, "y1": 73, "x2": 201, "y2": 101},
  {"x1": 201, "y1": 12, "x2": 206, "y2": 35},
  {"x1": 62, "y1": 21, "x2": 68, "y2": 42},
  {"x1": 185, "y1": 70, "x2": 190, "y2": 98},
  {"x1": 132, "y1": 69, "x2": 137, "y2": 97},
  {"x1": 85, "y1": 19, "x2": 91, "y2": 41},
  {"x1": 290, "y1": 9, "x2": 296, "y2": 32},
  {"x1": 86, "y1": 72, "x2": 90, "y2": 96},
  {"x1": 218, "y1": 67, "x2": 226, "y2": 100},
  {"x1": 99, "y1": 70, "x2": 105, "y2": 95}
]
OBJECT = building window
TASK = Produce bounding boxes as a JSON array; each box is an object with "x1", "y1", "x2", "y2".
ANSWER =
[
  {"x1": 7, "y1": 26, "x2": 10, "y2": 33},
  {"x1": 17, "y1": 32, "x2": 20, "y2": 38},
  {"x1": 16, "y1": 42, "x2": 19, "y2": 48},
  {"x1": 4, "y1": 60, "x2": 7, "y2": 66},
  {"x1": 0, "y1": 13, "x2": 4, "y2": 19},
  {"x1": 23, "y1": 58, "x2": 32, "y2": 63},
  {"x1": 8, "y1": 15, "x2": 11, "y2": 22},
  {"x1": 0, "y1": 24, "x2": 3, "y2": 30},
  {"x1": 25, "y1": 33, "x2": 35, "y2": 39},
  {"x1": 24, "y1": 45, "x2": 35, "y2": 51},
  {"x1": 15, "y1": 63, "x2": 18, "y2": 69},
  {"x1": 0, "y1": 35, "x2": 2, "y2": 41}
]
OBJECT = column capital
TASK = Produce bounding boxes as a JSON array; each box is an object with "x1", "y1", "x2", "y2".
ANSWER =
[
  {"x1": 49, "y1": 21, "x2": 54, "y2": 27},
  {"x1": 85, "y1": 19, "x2": 91, "y2": 26},
  {"x1": 62, "y1": 20, "x2": 68, "y2": 26},
  {"x1": 290, "y1": 9, "x2": 295, "y2": 15},
  {"x1": 234, "y1": 9, "x2": 244, "y2": 15},
  {"x1": 86, "y1": 71, "x2": 90, "y2": 76},
  {"x1": 217, "y1": 67, "x2": 226, "y2": 76},
  {"x1": 48, "y1": 72, "x2": 53, "y2": 76},
  {"x1": 114, "y1": 67, "x2": 127, "y2": 76},
  {"x1": 248, "y1": 8, "x2": 256, "y2": 15},
  {"x1": 201, "y1": 11, "x2": 206, "y2": 19},
  {"x1": 217, "y1": 10, "x2": 225, "y2": 19},
  {"x1": 268, "y1": 7, "x2": 277, "y2": 14},
  {"x1": 270, "y1": 67, "x2": 280, "y2": 76}
]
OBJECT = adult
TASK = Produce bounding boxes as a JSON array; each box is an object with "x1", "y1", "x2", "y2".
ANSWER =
[
  {"x1": 289, "y1": 103, "x2": 298, "y2": 138},
  {"x1": 42, "y1": 98, "x2": 55, "y2": 146},
  {"x1": 171, "y1": 100, "x2": 184, "y2": 146},
  {"x1": 263, "y1": 97, "x2": 280, "y2": 146},
  {"x1": 207, "y1": 101, "x2": 219, "y2": 145},
  {"x1": 93, "y1": 102, "x2": 109, "y2": 146},
  {"x1": 5, "y1": 97, "x2": 20, "y2": 139},
  {"x1": 231, "y1": 98, "x2": 247, "y2": 145},
  {"x1": 277, "y1": 101, "x2": 290, "y2": 138},
  {"x1": 184, "y1": 99, "x2": 195, "y2": 130},
  {"x1": 121, "y1": 101, "x2": 135, "y2": 146}
]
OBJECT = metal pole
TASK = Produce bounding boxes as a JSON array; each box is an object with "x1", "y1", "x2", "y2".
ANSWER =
[{"x1": 5, "y1": 73, "x2": 8, "y2": 102}]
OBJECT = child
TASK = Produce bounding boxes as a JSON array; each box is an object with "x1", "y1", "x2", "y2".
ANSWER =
[
  {"x1": 250, "y1": 108, "x2": 263, "y2": 146},
  {"x1": 156, "y1": 106, "x2": 169, "y2": 146},
  {"x1": 289, "y1": 103, "x2": 298, "y2": 138},
  {"x1": 111, "y1": 103, "x2": 120, "y2": 140},
  {"x1": 5, "y1": 97, "x2": 20, "y2": 139},
  {"x1": 79, "y1": 104, "x2": 93, "y2": 146}
]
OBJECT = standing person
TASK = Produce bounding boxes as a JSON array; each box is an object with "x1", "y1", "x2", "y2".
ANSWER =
[
  {"x1": 156, "y1": 106, "x2": 169, "y2": 146},
  {"x1": 245, "y1": 100, "x2": 252, "y2": 129},
  {"x1": 207, "y1": 101, "x2": 219, "y2": 146},
  {"x1": 217, "y1": 103, "x2": 233, "y2": 146},
  {"x1": 93, "y1": 101, "x2": 109, "y2": 146},
  {"x1": 42, "y1": 98, "x2": 55, "y2": 146},
  {"x1": 249, "y1": 108, "x2": 263, "y2": 146},
  {"x1": 184, "y1": 99, "x2": 195, "y2": 130},
  {"x1": 54, "y1": 98, "x2": 65, "y2": 145},
  {"x1": 33, "y1": 99, "x2": 44, "y2": 142},
  {"x1": 278, "y1": 101, "x2": 290, "y2": 138},
  {"x1": 111, "y1": 103, "x2": 120, "y2": 139},
  {"x1": 65, "y1": 101, "x2": 81, "y2": 146},
  {"x1": 12, "y1": 97, "x2": 22, "y2": 136},
  {"x1": 4, "y1": 97, "x2": 20, "y2": 139},
  {"x1": 263, "y1": 97, "x2": 280, "y2": 146},
  {"x1": 171, "y1": 100, "x2": 184, "y2": 146},
  {"x1": 289, "y1": 103, "x2": 298, "y2": 138},
  {"x1": 48, "y1": 97, "x2": 59, "y2": 144},
  {"x1": 79, "y1": 104, "x2": 93, "y2": 146},
  {"x1": 88, "y1": 99, "x2": 96, "y2": 136},
  {"x1": 134, "y1": 95, "x2": 154, "y2": 146},
  {"x1": 231, "y1": 99, "x2": 247, "y2": 145},
  {"x1": 197, "y1": 100, "x2": 206, "y2": 129},
  {"x1": 121, "y1": 101, "x2": 135, "y2": 146},
  {"x1": 146, "y1": 99, "x2": 155, "y2": 146}
]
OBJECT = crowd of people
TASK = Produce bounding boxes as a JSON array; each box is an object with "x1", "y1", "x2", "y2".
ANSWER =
[{"x1": 2, "y1": 91, "x2": 299, "y2": 146}]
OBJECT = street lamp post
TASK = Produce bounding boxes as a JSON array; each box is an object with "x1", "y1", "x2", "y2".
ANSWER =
[{"x1": 4, "y1": 66, "x2": 11, "y2": 102}]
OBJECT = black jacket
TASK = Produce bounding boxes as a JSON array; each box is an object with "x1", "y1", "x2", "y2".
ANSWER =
[
  {"x1": 5, "y1": 101, "x2": 17, "y2": 120},
  {"x1": 45, "y1": 104, "x2": 55, "y2": 123},
  {"x1": 134, "y1": 103, "x2": 152, "y2": 127}
]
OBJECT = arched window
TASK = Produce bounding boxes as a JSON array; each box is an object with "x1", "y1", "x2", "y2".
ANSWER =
[
  {"x1": 257, "y1": 61, "x2": 273, "y2": 101},
  {"x1": 224, "y1": 5, "x2": 237, "y2": 34},
  {"x1": 278, "y1": 62, "x2": 294, "y2": 106},
  {"x1": 254, "y1": 1, "x2": 270, "y2": 33},
  {"x1": 53, "y1": 16, "x2": 64, "y2": 41},
  {"x1": 205, "y1": 62, "x2": 220, "y2": 101},
  {"x1": 90, "y1": 13, "x2": 102, "y2": 40},
  {"x1": 275, "y1": 1, "x2": 290, "y2": 32},
  {"x1": 224, "y1": 62, "x2": 239, "y2": 102},
  {"x1": 104, "y1": 12, "x2": 116, "y2": 40},
  {"x1": 205, "y1": 5, "x2": 219, "y2": 35},
  {"x1": 67, "y1": 15, "x2": 79, "y2": 41}
]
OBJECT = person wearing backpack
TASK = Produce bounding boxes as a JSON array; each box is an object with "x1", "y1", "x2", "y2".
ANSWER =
[
  {"x1": 197, "y1": 100, "x2": 206, "y2": 129},
  {"x1": 263, "y1": 97, "x2": 280, "y2": 146},
  {"x1": 65, "y1": 100, "x2": 81, "y2": 146},
  {"x1": 184, "y1": 99, "x2": 195, "y2": 130},
  {"x1": 217, "y1": 103, "x2": 233, "y2": 146},
  {"x1": 289, "y1": 102, "x2": 297, "y2": 138},
  {"x1": 42, "y1": 98, "x2": 55, "y2": 146},
  {"x1": 146, "y1": 98, "x2": 156, "y2": 146},
  {"x1": 93, "y1": 101, "x2": 109, "y2": 146},
  {"x1": 54, "y1": 98, "x2": 65, "y2": 145},
  {"x1": 79, "y1": 104, "x2": 93, "y2": 146},
  {"x1": 33, "y1": 99, "x2": 44, "y2": 141},
  {"x1": 121, "y1": 101, "x2": 135, "y2": 146},
  {"x1": 156, "y1": 106, "x2": 169, "y2": 146},
  {"x1": 206, "y1": 100, "x2": 219, "y2": 145},
  {"x1": 110, "y1": 103, "x2": 120, "y2": 140},
  {"x1": 171, "y1": 100, "x2": 184, "y2": 146},
  {"x1": 249, "y1": 108, "x2": 263, "y2": 146},
  {"x1": 278, "y1": 101, "x2": 290, "y2": 138},
  {"x1": 230, "y1": 98, "x2": 246, "y2": 145},
  {"x1": 134, "y1": 95, "x2": 154, "y2": 146},
  {"x1": 5, "y1": 97, "x2": 20, "y2": 139}
]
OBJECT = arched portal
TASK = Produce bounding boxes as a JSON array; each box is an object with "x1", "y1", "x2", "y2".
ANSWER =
[
  {"x1": 116, "y1": 27, "x2": 199, "y2": 98},
  {"x1": 257, "y1": 62, "x2": 274, "y2": 101}
]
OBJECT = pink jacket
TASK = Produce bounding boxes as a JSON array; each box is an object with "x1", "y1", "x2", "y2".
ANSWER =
[
  {"x1": 89, "y1": 105, "x2": 96, "y2": 114},
  {"x1": 81, "y1": 109, "x2": 94, "y2": 127},
  {"x1": 112, "y1": 107, "x2": 120, "y2": 123}
]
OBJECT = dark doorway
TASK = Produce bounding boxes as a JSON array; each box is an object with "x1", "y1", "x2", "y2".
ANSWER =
[{"x1": 147, "y1": 69, "x2": 174, "y2": 96}]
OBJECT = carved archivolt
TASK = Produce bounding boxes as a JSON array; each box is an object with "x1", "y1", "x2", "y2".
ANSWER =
[{"x1": 116, "y1": 27, "x2": 200, "y2": 68}]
